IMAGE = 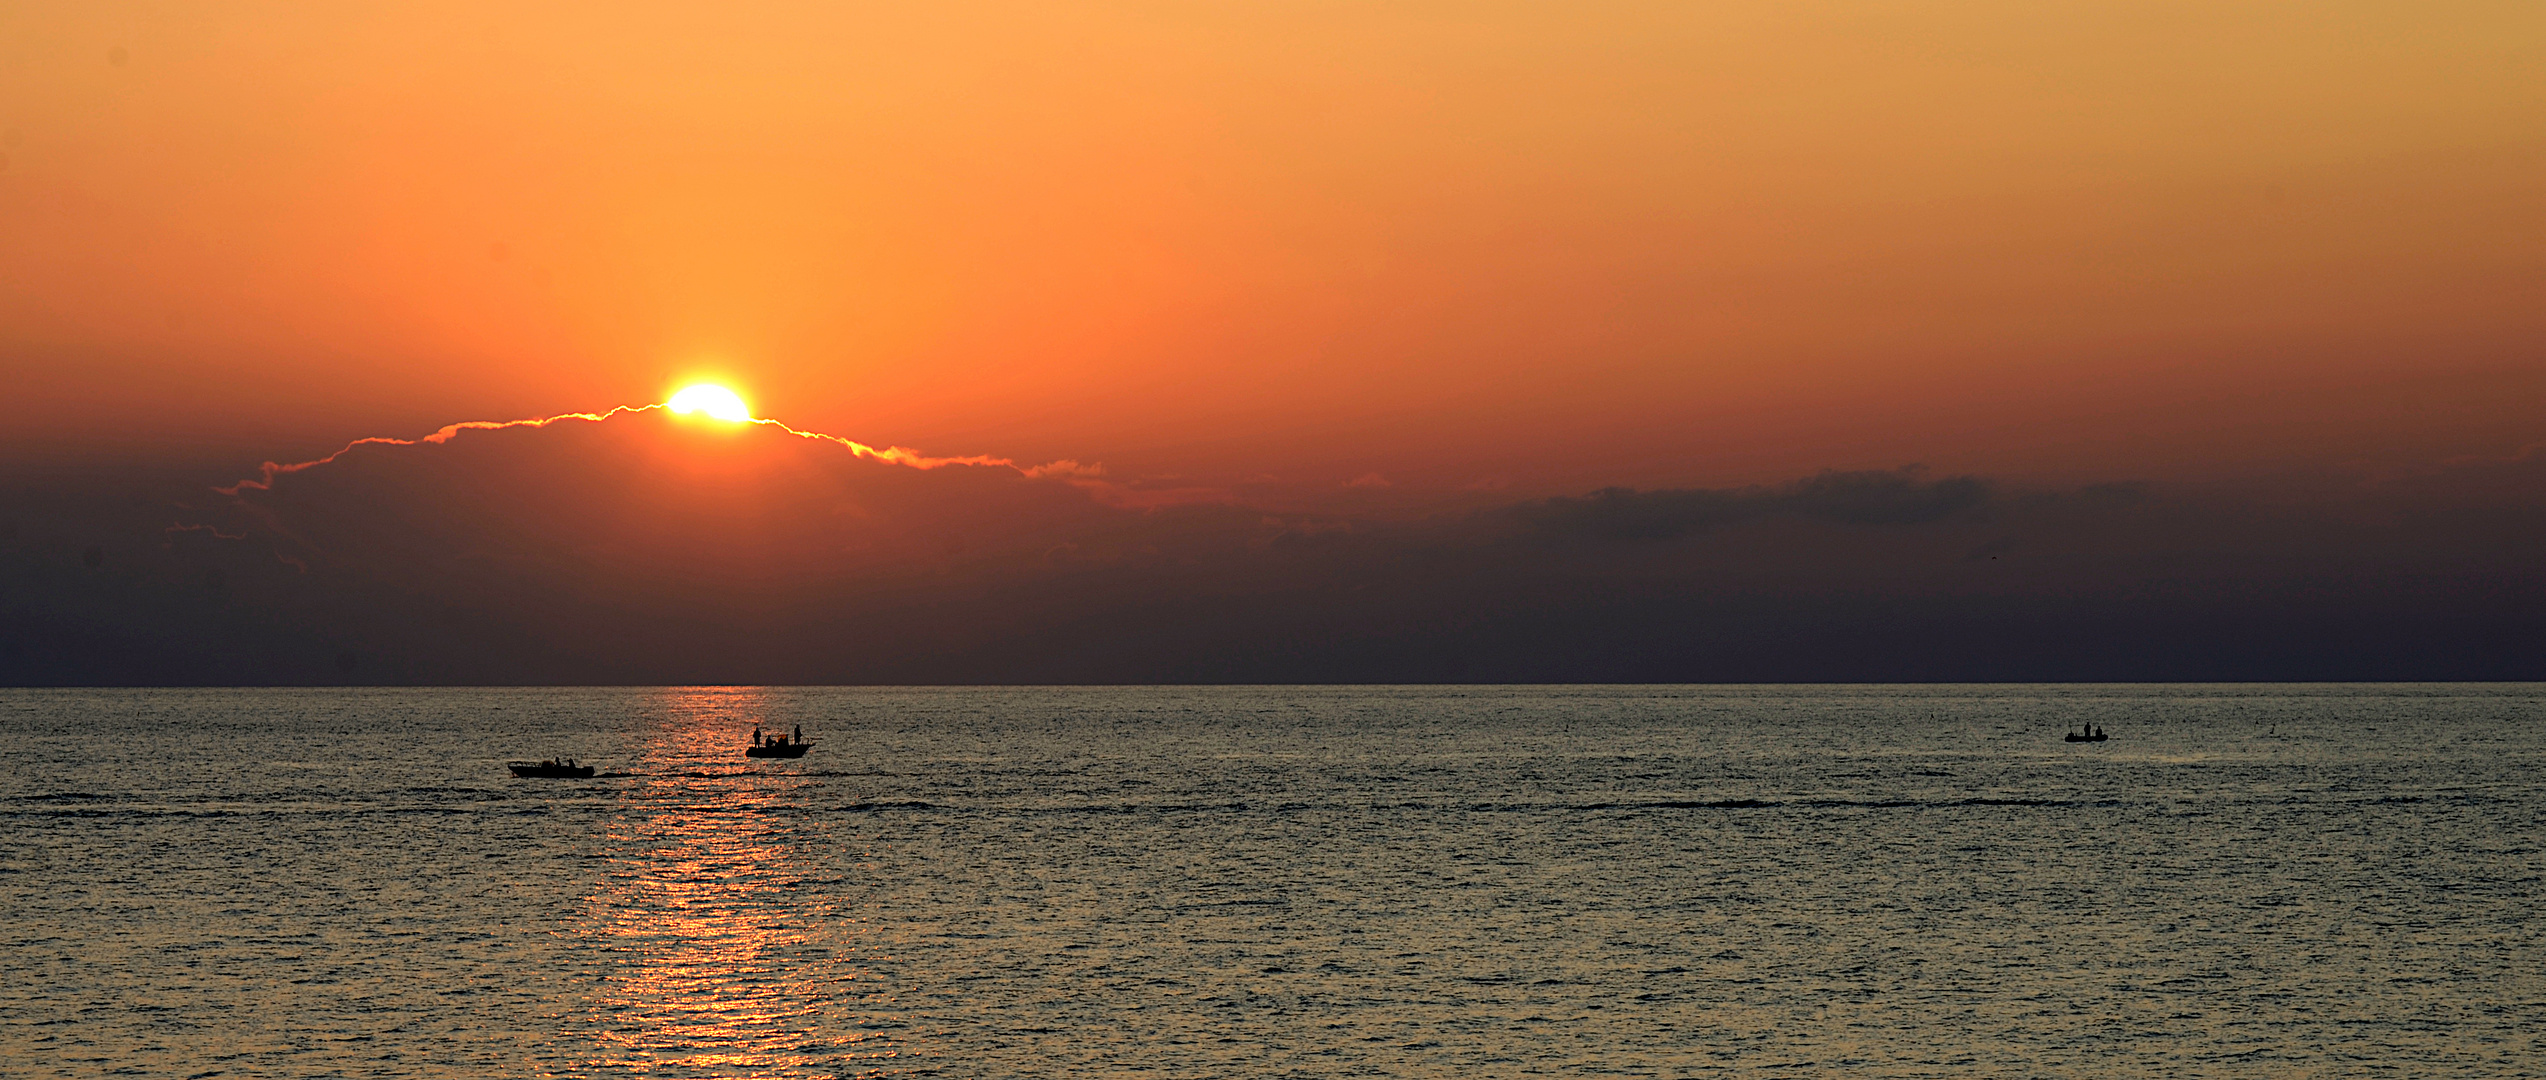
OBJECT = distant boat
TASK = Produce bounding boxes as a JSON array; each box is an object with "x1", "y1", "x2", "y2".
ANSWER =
[
  {"x1": 2063, "y1": 725, "x2": 2109, "y2": 743},
  {"x1": 746, "y1": 726, "x2": 812, "y2": 759},
  {"x1": 509, "y1": 758, "x2": 596, "y2": 778}
]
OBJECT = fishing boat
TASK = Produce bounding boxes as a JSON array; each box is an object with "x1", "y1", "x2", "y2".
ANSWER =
[
  {"x1": 746, "y1": 726, "x2": 812, "y2": 759},
  {"x1": 508, "y1": 758, "x2": 596, "y2": 778},
  {"x1": 2062, "y1": 725, "x2": 2109, "y2": 743}
]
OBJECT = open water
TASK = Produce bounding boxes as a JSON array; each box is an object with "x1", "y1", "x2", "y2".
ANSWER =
[{"x1": 1, "y1": 685, "x2": 2540, "y2": 1078}]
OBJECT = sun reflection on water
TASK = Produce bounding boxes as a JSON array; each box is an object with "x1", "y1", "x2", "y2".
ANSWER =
[{"x1": 564, "y1": 688, "x2": 897, "y2": 1077}]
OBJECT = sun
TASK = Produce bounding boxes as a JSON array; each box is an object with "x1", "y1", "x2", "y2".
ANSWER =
[{"x1": 666, "y1": 384, "x2": 752, "y2": 423}]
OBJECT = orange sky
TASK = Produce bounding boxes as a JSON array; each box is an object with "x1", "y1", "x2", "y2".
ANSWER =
[{"x1": 5, "y1": 1, "x2": 2543, "y2": 494}]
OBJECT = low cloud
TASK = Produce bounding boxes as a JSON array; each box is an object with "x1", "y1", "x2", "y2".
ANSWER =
[
  {"x1": 1510, "y1": 468, "x2": 1991, "y2": 542},
  {"x1": 7, "y1": 416, "x2": 2544, "y2": 684}
]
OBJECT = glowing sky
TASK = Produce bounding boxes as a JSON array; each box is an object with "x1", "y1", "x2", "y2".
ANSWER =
[{"x1": 4, "y1": 1, "x2": 2543, "y2": 493}]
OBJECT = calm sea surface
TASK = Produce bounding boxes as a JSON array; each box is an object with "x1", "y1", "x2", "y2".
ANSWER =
[{"x1": 2, "y1": 685, "x2": 2540, "y2": 1078}]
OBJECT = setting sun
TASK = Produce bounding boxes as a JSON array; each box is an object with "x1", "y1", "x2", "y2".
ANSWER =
[{"x1": 666, "y1": 384, "x2": 752, "y2": 423}]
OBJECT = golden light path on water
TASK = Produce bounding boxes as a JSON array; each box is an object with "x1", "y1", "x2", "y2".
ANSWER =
[{"x1": 566, "y1": 688, "x2": 896, "y2": 1077}]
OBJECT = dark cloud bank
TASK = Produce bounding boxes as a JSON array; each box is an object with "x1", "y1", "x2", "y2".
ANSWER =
[{"x1": 6, "y1": 411, "x2": 2543, "y2": 684}]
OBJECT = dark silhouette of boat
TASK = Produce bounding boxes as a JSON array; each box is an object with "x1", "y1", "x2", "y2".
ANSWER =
[
  {"x1": 746, "y1": 725, "x2": 812, "y2": 759},
  {"x1": 2063, "y1": 725, "x2": 2109, "y2": 743},
  {"x1": 509, "y1": 758, "x2": 595, "y2": 778}
]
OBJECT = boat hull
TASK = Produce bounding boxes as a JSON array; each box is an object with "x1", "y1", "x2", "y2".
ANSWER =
[
  {"x1": 508, "y1": 762, "x2": 596, "y2": 778},
  {"x1": 745, "y1": 743, "x2": 811, "y2": 759}
]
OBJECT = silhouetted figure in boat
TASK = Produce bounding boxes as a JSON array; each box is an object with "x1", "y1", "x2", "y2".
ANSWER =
[{"x1": 746, "y1": 724, "x2": 812, "y2": 759}]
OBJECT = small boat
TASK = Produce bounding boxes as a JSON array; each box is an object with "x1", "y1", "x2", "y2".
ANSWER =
[
  {"x1": 508, "y1": 758, "x2": 596, "y2": 778},
  {"x1": 745, "y1": 726, "x2": 812, "y2": 759},
  {"x1": 2062, "y1": 725, "x2": 2109, "y2": 743}
]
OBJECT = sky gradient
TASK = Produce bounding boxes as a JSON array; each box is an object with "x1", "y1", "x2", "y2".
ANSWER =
[{"x1": 10, "y1": 2, "x2": 2545, "y2": 490}]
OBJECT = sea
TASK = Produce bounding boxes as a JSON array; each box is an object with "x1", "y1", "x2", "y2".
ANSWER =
[{"x1": 2, "y1": 685, "x2": 2540, "y2": 1078}]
